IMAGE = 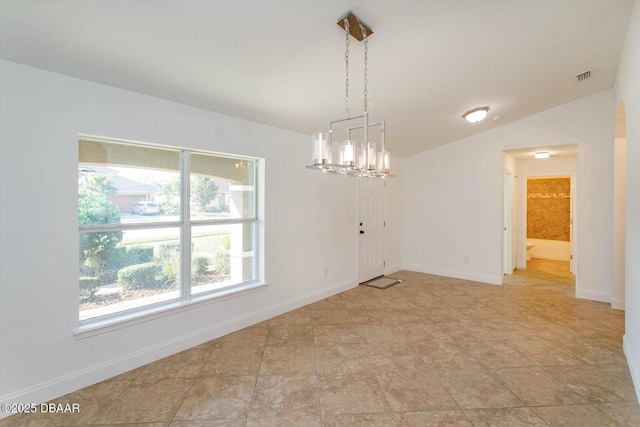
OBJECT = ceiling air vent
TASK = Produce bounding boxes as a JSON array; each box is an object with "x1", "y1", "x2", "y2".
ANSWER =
[{"x1": 575, "y1": 70, "x2": 591, "y2": 82}]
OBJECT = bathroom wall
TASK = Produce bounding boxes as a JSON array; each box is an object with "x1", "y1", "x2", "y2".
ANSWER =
[{"x1": 527, "y1": 177, "x2": 571, "y2": 240}]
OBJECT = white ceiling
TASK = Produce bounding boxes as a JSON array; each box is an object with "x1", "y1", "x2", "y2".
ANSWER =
[
  {"x1": 0, "y1": 0, "x2": 634, "y2": 158},
  {"x1": 504, "y1": 144, "x2": 578, "y2": 161}
]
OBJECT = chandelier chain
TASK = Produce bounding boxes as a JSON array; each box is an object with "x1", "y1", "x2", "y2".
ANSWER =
[
  {"x1": 344, "y1": 18, "x2": 350, "y2": 118},
  {"x1": 360, "y1": 21, "x2": 369, "y2": 114}
]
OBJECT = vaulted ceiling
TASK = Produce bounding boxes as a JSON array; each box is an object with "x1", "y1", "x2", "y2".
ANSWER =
[{"x1": 0, "y1": 0, "x2": 634, "y2": 157}]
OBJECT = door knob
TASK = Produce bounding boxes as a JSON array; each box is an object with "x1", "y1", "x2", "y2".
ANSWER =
[{"x1": 360, "y1": 230, "x2": 365, "y2": 234}]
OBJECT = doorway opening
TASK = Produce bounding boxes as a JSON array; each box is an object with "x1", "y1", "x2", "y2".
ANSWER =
[
  {"x1": 526, "y1": 176, "x2": 574, "y2": 274},
  {"x1": 502, "y1": 145, "x2": 578, "y2": 284}
]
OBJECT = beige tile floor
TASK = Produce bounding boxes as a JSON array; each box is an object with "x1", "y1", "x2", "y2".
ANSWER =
[{"x1": 3, "y1": 260, "x2": 640, "y2": 426}]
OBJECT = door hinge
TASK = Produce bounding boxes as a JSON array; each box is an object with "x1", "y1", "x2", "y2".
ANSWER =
[
  {"x1": 570, "y1": 255, "x2": 573, "y2": 260},
  {"x1": 384, "y1": 220, "x2": 386, "y2": 227},
  {"x1": 383, "y1": 260, "x2": 386, "y2": 267}
]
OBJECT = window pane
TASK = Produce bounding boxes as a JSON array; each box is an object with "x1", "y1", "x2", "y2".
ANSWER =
[
  {"x1": 79, "y1": 140, "x2": 181, "y2": 226},
  {"x1": 79, "y1": 227, "x2": 181, "y2": 321},
  {"x1": 190, "y1": 153, "x2": 255, "y2": 221},
  {"x1": 192, "y1": 223, "x2": 255, "y2": 295}
]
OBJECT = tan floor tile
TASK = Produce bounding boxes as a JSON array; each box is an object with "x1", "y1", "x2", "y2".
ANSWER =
[
  {"x1": 491, "y1": 367, "x2": 587, "y2": 406},
  {"x1": 309, "y1": 295, "x2": 346, "y2": 310},
  {"x1": 249, "y1": 374, "x2": 319, "y2": 418},
  {"x1": 439, "y1": 322, "x2": 497, "y2": 344},
  {"x1": 210, "y1": 325, "x2": 269, "y2": 348},
  {"x1": 596, "y1": 402, "x2": 640, "y2": 425},
  {"x1": 266, "y1": 325, "x2": 314, "y2": 346},
  {"x1": 397, "y1": 322, "x2": 451, "y2": 343},
  {"x1": 269, "y1": 307, "x2": 312, "y2": 326},
  {"x1": 377, "y1": 368, "x2": 458, "y2": 412},
  {"x1": 394, "y1": 410, "x2": 472, "y2": 426},
  {"x1": 0, "y1": 412, "x2": 49, "y2": 427},
  {"x1": 311, "y1": 309, "x2": 353, "y2": 325},
  {"x1": 171, "y1": 420, "x2": 244, "y2": 427},
  {"x1": 318, "y1": 373, "x2": 390, "y2": 415},
  {"x1": 323, "y1": 413, "x2": 398, "y2": 426},
  {"x1": 504, "y1": 339, "x2": 584, "y2": 366},
  {"x1": 33, "y1": 379, "x2": 130, "y2": 426},
  {"x1": 95, "y1": 378, "x2": 193, "y2": 424},
  {"x1": 544, "y1": 364, "x2": 638, "y2": 403},
  {"x1": 315, "y1": 344, "x2": 371, "y2": 374},
  {"x1": 464, "y1": 341, "x2": 535, "y2": 368},
  {"x1": 200, "y1": 347, "x2": 263, "y2": 376},
  {"x1": 21, "y1": 264, "x2": 639, "y2": 426},
  {"x1": 173, "y1": 376, "x2": 256, "y2": 420},
  {"x1": 0, "y1": 380, "x2": 132, "y2": 427},
  {"x1": 356, "y1": 324, "x2": 408, "y2": 347},
  {"x1": 313, "y1": 324, "x2": 362, "y2": 345},
  {"x1": 553, "y1": 338, "x2": 627, "y2": 365},
  {"x1": 97, "y1": 423, "x2": 170, "y2": 427},
  {"x1": 245, "y1": 415, "x2": 322, "y2": 426},
  {"x1": 348, "y1": 309, "x2": 397, "y2": 325},
  {"x1": 515, "y1": 320, "x2": 580, "y2": 340},
  {"x1": 342, "y1": 296, "x2": 383, "y2": 310},
  {"x1": 463, "y1": 407, "x2": 547, "y2": 426},
  {"x1": 413, "y1": 340, "x2": 481, "y2": 370},
  {"x1": 363, "y1": 343, "x2": 427, "y2": 372},
  {"x1": 376, "y1": 298, "x2": 418, "y2": 310},
  {"x1": 532, "y1": 404, "x2": 621, "y2": 427},
  {"x1": 259, "y1": 345, "x2": 316, "y2": 375},
  {"x1": 435, "y1": 369, "x2": 523, "y2": 409},
  {"x1": 138, "y1": 346, "x2": 211, "y2": 379},
  {"x1": 108, "y1": 366, "x2": 145, "y2": 381},
  {"x1": 426, "y1": 308, "x2": 469, "y2": 323}
]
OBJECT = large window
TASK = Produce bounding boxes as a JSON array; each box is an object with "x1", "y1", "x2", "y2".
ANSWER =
[{"x1": 78, "y1": 137, "x2": 259, "y2": 324}]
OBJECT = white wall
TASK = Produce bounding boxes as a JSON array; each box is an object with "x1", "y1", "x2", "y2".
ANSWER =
[
  {"x1": 403, "y1": 90, "x2": 614, "y2": 301},
  {"x1": 384, "y1": 157, "x2": 403, "y2": 275},
  {"x1": 516, "y1": 157, "x2": 577, "y2": 268},
  {"x1": 613, "y1": 137, "x2": 627, "y2": 310},
  {"x1": 0, "y1": 60, "x2": 402, "y2": 407},
  {"x1": 615, "y1": 0, "x2": 640, "y2": 405}
]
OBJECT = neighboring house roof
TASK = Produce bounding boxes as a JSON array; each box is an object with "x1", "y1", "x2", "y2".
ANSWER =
[
  {"x1": 109, "y1": 174, "x2": 157, "y2": 195},
  {"x1": 79, "y1": 166, "x2": 157, "y2": 195}
]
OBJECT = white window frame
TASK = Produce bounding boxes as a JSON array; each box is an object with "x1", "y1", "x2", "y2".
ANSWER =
[{"x1": 77, "y1": 136, "x2": 263, "y2": 335}]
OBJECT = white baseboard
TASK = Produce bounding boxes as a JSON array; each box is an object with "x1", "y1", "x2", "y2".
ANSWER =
[
  {"x1": 575, "y1": 288, "x2": 611, "y2": 303},
  {"x1": 611, "y1": 298, "x2": 625, "y2": 311},
  {"x1": 402, "y1": 264, "x2": 502, "y2": 285},
  {"x1": 623, "y1": 335, "x2": 640, "y2": 406},
  {"x1": 0, "y1": 278, "x2": 356, "y2": 416}
]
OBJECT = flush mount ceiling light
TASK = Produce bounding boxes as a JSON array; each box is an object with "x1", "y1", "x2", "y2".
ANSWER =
[
  {"x1": 534, "y1": 152, "x2": 550, "y2": 159},
  {"x1": 306, "y1": 11, "x2": 393, "y2": 178},
  {"x1": 462, "y1": 106, "x2": 490, "y2": 123}
]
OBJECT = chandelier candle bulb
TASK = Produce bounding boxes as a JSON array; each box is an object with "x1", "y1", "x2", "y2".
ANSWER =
[
  {"x1": 312, "y1": 133, "x2": 329, "y2": 165},
  {"x1": 384, "y1": 151, "x2": 391, "y2": 173},
  {"x1": 367, "y1": 142, "x2": 376, "y2": 170},
  {"x1": 341, "y1": 140, "x2": 355, "y2": 166}
]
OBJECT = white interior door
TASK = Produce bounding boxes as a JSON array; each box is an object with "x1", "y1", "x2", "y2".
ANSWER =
[
  {"x1": 358, "y1": 178, "x2": 385, "y2": 283},
  {"x1": 503, "y1": 172, "x2": 513, "y2": 275}
]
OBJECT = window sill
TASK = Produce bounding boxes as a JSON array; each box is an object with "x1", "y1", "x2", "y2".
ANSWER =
[{"x1": 74, "y1": 281, "x2": 268, "y2": 340}]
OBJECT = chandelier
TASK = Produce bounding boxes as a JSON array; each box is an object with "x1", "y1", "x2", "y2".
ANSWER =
[{"x1": 306, "y1": 12, "x2": 393, "y2": 178}]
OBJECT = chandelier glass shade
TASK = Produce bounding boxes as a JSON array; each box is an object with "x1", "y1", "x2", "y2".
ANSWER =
[{"x1": 307, "y1": 12, "x2": 393, "y2": 178}]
